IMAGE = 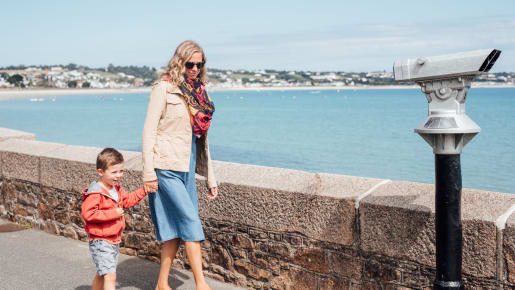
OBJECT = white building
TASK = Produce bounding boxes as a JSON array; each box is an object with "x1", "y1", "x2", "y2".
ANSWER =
[{"x1": 0, "y1": 79, "x2": 13, "y2": 87}]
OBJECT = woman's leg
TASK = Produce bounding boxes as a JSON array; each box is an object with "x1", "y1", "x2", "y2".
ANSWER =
[
  {"x1": 184, "y1": 241, "x2": 211, "y2": 290},
  {"x1": 156, "y1": 238, "x2": 180, "y2": 290}
]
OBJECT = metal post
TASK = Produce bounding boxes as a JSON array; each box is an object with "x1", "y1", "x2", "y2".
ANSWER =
[{"x1": 433, "y1": 154, "x2": 463, "y2": 290}]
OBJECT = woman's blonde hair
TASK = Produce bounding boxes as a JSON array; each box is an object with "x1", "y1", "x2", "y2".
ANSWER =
[{"x1": 160, "y1": 40, "x2": 207, "y2": 86}]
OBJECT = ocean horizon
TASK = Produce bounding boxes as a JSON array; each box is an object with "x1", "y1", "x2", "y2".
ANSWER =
[{"x1": 1, "y1": 87, "x2": 514, "y2": 194}]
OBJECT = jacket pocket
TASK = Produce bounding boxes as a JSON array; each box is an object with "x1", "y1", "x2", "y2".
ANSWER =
[
  {"x1": 86, "y1": 224, "x2": 104, "y2": 237},
  {"x1": 155, "y1": 135, "x2": 170, "y2": 158},
  {"x1": 165, "y1": 94, "x2": 188, "y2": 121},
  {"x1": 101, "y1": 219, "x2": 121, "y2": 237}
]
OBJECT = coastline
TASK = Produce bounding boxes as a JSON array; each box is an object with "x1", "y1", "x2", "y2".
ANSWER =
[
  {"x1": 208, "y1": 85, "x2": 422, "y2": 92},
  {"x1": 1, "y1": 83, "x2": 514, "y2": 101},
  {"x1": 0, "y1": 87, "x2": 151, "y2": 101},
  {"x1": 208, "y1": 83, "x2": 515, "y2": 91}
]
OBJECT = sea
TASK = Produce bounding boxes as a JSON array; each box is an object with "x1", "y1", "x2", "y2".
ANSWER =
[{"x1": 0, "y1": 87, "x2": 513, "y2": 194}]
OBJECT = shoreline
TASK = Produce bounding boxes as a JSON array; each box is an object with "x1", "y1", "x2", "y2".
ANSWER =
[
  {"x1": 208, "y1": 85, "x2": 422, "y2": 92},
  {"x1": 209, "y1": 83, "x2": 515, "y2": 91},
  {"x1": 1, "y1": 83, "x2": 514, "y2": 101},
  {"x1": 0, "y1": 87, "x2": 151, "y2": 101}
]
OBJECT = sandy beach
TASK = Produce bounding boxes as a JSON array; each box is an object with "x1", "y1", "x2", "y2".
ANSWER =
[{"x1": 1, "y1": 83, "x2": 513, "y2": 101}]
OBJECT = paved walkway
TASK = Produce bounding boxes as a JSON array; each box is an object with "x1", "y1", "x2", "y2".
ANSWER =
[{"x1": 0, "y1": 219, "x2": 244, "y2": 290}]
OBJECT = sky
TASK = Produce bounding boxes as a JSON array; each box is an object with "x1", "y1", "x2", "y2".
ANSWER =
[{"x1": 1, "y1": 1, "x2": 514, "y2": 72}]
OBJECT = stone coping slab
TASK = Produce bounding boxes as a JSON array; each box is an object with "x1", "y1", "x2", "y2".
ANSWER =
[
  {"x1": 39, "y1": 144, "x2": 140, "y2": 164},
  {"x1": 461, "y1": 189, "x2": 515, "y2": 222},
  {"x1": 317, "y1": 172, "x2": 387, "y2": 199},
  {"x1": 124, "y1": 151, "x2": 143, "y2": 170},
  {"x1": 359, "y1": 180, "x2": 515, "y2": 278},
  {"x1": 212, "y1": 161, "x2": 316, "y2": 193},
  {"x1": 199, "y1": 167, "x2": 385, "y2": 245},
  {"x1": 213, "y1": 161, "x2": 386, "y2": 197},
  {"x1": 0, "y1": 127, "x2": 36, "y2": 142},
  {"x1": 0, "y1": 139, "x2": 66, "y2": 182},
  {"x1": 122, "y1": 151, "x2": 145, "y2": 192},
  {"x1": 505, "y1": 209, "x2": 515, "y2": 229},
  {"x1": 0, "y1": 138, "x2": 65, "y2": 155},
  {"x1": 39, "y1": 144, "x2": 141, "y2": 192},
  {"x1": 504, "y1": 213, "x2": 515, "y2": 283}
]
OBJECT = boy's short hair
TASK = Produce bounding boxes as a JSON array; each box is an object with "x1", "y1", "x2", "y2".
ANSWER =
[{"x1": 96, "y1": 148, "x2": 124, "y2": 170}]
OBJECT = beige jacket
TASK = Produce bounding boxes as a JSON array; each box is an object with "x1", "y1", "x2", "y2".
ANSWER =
[{"x1": 142, "y1": 80, "x2": 217, "y2": 188}]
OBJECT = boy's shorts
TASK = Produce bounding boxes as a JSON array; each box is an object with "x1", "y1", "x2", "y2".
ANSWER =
[{"x1": 89, "y1": 239, "x2": 120, "y2": 276}]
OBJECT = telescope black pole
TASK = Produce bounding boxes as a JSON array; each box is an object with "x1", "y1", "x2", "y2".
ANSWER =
[{"x1": 433, "y1": 154, "x2": 464, "y2": 290}]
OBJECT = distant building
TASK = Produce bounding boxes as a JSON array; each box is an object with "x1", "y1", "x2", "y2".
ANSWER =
[
  {"x1": 89, "y1": 81, "x2": 104, "y2": 88},
  {"x1": 134, "y1": 78, "x2": 144, "y2": 87},
  {"x1": 25, "y1": 67, "x2": 42, "y2": 72},
  {"x1": 0, "y1": 79, "x2": 13, "y2": 87}
]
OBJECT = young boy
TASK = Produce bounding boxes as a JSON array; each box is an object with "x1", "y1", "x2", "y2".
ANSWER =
[{"x1": 81, "y1": 148, "x2": 150, "y2": 290}]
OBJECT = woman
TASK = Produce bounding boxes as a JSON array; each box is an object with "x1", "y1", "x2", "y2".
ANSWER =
[{"x1": 142, "y1": 40, "x2": 218, "y2": 290}]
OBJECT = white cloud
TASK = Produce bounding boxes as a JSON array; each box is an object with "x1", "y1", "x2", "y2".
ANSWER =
[{"x1": 206, "y1": 18, "x2": 515, "y2": 72}]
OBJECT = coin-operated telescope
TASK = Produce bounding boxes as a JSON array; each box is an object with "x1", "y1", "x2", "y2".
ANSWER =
[
  {"x1": 394, "y1": 49, "x2": 501, "y2": 290},
  {"x1": 394, "y1": 49, "x2": 501, "y2": 154}
]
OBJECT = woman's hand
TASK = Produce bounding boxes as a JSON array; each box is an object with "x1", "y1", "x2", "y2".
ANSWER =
[
  {"x1": 144, "y1": 180, "x2": 158, "y2": 193},
  {"x1": 206, "y1": 187, "x2": 218, "y2": 200}
]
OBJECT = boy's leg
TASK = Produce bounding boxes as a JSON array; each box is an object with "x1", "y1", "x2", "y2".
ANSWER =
[
  {"x1": 156, "y1": 238, "x2": 180, "y2": 290},
  {"x1": 103, "y1": 272, "x2": 116, "y2": 290},
  {"x1": 89, "y1": 240, "x2": 119, "y2": 290},
  {"x1": 92, "y1": 272, "x2": 103, "y2": 290},
  {"x1": 184, "y1": 241, "x2": 211, "y2": 290}
]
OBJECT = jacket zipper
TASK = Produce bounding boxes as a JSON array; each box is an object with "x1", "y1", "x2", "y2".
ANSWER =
[
  {"x1": 104, "y1": 187, "x2": 123, "y2": 239},
  {"x1": 116, "y1": 189, "x2": 123, "y2": 238}
]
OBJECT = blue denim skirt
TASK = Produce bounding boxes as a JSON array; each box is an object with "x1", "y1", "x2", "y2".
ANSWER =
[{"x1": 149, "y1": 135, "x2": 205, "y2": 242}]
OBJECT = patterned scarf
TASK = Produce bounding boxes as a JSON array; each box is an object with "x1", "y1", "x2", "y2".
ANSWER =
[{"x1": 179, "y1": 76, "x2": 215, "y2": 136}]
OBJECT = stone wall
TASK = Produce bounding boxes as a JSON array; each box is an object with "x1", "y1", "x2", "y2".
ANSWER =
[{"x1": 1, "y1": 127, "x2": 515, "y2": 289}]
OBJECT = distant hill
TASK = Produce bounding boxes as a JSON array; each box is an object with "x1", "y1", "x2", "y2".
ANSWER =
[{"x1": 0, "y1": 64, "x2": 513, "y2": 89}]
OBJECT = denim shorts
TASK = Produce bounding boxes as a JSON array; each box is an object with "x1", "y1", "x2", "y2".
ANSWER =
[{"x1": 89, "y1": 239, "x2": 120, "y2": 276}]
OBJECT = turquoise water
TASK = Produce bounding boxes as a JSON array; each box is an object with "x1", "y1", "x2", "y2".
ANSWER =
[{"x1": 0, "y1": 88, "x2": 514, "y2": 193}]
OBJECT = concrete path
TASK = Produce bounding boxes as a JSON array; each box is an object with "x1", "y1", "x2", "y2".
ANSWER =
[{"x1": 0, "y1": 219, "x2": 244, "y2": 290}]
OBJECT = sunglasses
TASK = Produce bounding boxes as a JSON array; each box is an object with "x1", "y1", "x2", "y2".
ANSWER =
[{"x1": 185, "y1": 61, "x2": 205, "y2": 69}]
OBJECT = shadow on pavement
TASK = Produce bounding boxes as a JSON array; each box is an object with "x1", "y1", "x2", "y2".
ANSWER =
[{"x1": 75, "y1": 257, "x2": 189, "y2": 290}]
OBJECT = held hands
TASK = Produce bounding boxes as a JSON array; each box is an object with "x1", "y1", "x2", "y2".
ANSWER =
[
  {"x1": 116, "y1": 208, "x2": 124, "y2": 217},
  {"x1": 144, "y1": 180, "x2": 158, "y2": 193},
  {"x1": 206, "y1": 187, "x2": 218, "y2": 200}
]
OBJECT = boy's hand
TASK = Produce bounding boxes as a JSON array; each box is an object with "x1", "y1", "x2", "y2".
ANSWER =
[
  {"x1": 116, "y1": 208, "x2": 124, "y2": 217},
  {"x1": 144, "y1": 180, "x2": 158, "y2": 193},
  {"x1": 206, "y1": 187, "x2": 218, "y2": 200}
]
